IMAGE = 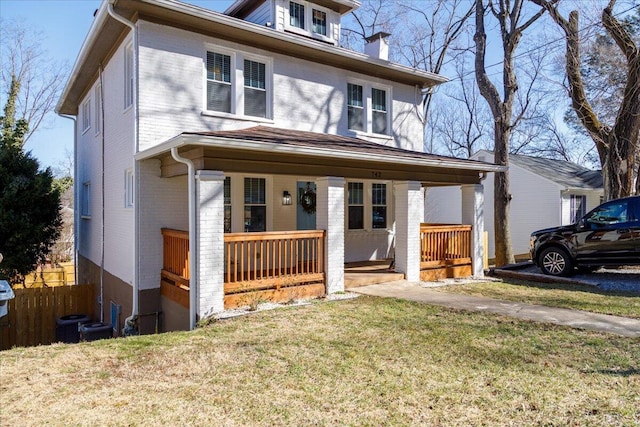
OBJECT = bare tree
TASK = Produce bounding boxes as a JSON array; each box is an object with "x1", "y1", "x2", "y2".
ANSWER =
[
  {"x1": 531, "y1": 0, "x2": 640, "y2": 200},
  {"x1": 0, "y1": 20, "x2": 67, "y2": 145},
  {"x1": 474, "y1": 0, "x2": 546, "y2": 266}
]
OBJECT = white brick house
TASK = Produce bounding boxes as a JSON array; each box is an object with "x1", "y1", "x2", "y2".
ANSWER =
[{"x1": 57, "y1": 0, "x2": 503, "y2": 334}]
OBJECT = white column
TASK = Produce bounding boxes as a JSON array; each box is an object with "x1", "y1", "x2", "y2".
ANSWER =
[
  {"x1": 462, "y1": 183, "x2": 484, "y2": 277},
  {"x1": 316, "y1": 176, "x2": 345, "y2": 294},
  {"x1": 394, "y1": 181, "x2": 423, "y2": 282},
  {"x1": 196, "y1": 170, "x2": 225, "y2": 318}
]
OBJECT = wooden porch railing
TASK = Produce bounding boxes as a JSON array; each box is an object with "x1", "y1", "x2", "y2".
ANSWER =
[
  {"x1": 160, "y1": 229, "x2": 326, "y2": 308},
  {"x1": 420, "y1": 224, "x2": 472, "y2": 279}
]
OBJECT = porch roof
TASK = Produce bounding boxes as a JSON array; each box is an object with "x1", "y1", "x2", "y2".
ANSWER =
[{"x1": 136, "y1": 126, "x2": 506, "y2": 185}]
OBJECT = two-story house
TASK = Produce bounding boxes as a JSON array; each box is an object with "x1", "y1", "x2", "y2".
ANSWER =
[{"x1": 56, "y1": 0, "x2": 503, "y2": 335}]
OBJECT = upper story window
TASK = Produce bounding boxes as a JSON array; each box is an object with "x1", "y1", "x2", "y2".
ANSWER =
[
  {"x1": 124, "y1": 44, "x2": 134, "y2": 109},
  {"x1": 286, "y1": 1, "x2": 333, "y2": 42},
  {"x1": 347, "y1": 81, "x2": 391, "y2": 136},
  {"x1": 81, "y1": 181, "x2": 91, "y2": 219},
  {"x1": 312, "y1": 9, "x2": 327, "y2": 35},
  {"x1": 94, "y1": 85, "x2": 101, "y2": 135},
  {"x1": 82, "y1": 99, "x2": 91, "y2": 133},
  {"x1": 347, "y1": 83, "x2": 364, "y2": 132},
  {"x1": 290, "y1": 2, "x2": 305, "y2": 29},
  {"x1": 125, "y1": 169, "x2": 134, "y2": 208},
  {"x1": 204, "y1": 48, "x2": 272, "y2": 119},
  {"x1": 206, "y1": 51, "x2": 232, "y2": 113},
  {"x1": 244, "y1": 60, "x2": 266, "y2": 118},
  {"x1": 371, "y1": 88, "x2": 387, "y2": 135}
]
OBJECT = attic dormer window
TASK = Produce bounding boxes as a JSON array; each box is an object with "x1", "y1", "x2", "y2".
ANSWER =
[
  {"x1": 285, "y1": 1, "x2": 334, "y2": 42},
  {"x1": 290, "y1": 2, "x2": 305, "y2": 29}
]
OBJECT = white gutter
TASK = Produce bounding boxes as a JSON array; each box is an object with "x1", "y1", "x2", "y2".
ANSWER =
[
  {"x1": 135, "y1": 134, "x2": 507, "y2": 173},
  {"x1": 57, "y1": 114, "x2": 78, "y2": 285},
  {"x1": 106, "y1": 1, "x2": 140, "y2": 333},
  {"x1": 170, "y1": 148, "x2": 198, "y2": 331}
]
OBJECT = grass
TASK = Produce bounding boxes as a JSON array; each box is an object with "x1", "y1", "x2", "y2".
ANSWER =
[
  {"x1": 1, "y1": 296, "x2": 639, "y2": 426},
  {"x1": 434, "y1": 279, "x2": 640, "y2": 319}
]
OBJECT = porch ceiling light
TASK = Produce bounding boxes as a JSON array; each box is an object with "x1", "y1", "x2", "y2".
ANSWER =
[{"x1": 282, "y1": 191, "x2": 293, "y2": 206}]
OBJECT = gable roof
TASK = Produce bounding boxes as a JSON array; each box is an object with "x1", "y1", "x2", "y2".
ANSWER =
[
  {"x1": 474, "y1": 150, "x2": 602, "y2": 190},
  {"x1": 57, "y1": 0, "x2": 447, "y2": 115}
]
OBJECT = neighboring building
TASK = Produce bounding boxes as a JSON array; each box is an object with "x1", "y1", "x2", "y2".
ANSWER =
[
  {"x1": 426, "y1": 150, "x2": 603, "y2": 259},
  {"x1": 56, "y1": 0, "x2": 502, "y2": 334}
]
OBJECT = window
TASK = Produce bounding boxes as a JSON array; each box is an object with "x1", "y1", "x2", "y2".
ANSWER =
[
  {"x1": 82, "y1": 99, "x2": 91, "y2": 133},
  {"x1": 289, "y1": 1, "x2": 305, "y2": 29},
  {"x1": 586, "y1": 200, "x2": 630, "y2": 227},
  {"x1": 206, "y1": 52, "x2": 232, "y2": 113},
  {"x1": 372, "y1": 183, "x2": 387, "y2": 229},
  {"x1": 124, "y1": 44, "x2": 133, "y2": 109},
  {"x1": 348, "y1": 182, "x2": 364, "y2": 229},
  {"x1": 224, "y1": 177, "x2": 231, "y2": 233},
  {"x1": 312, "y1": 8, "x2": 327, "y2": 35},
  {"x1": 244, "y1": 177, "x2": 266, "y2": 232},
  {"x1": 570, "y1": 194, "x2": 586, "y2": 223},
  {"x1": 125, "y1": 169, "x2": 134, "y2": 208},
  {"x1": 347, "y1": 83, "x2": 364, "y2": 132},
  {"x1": 82, "y1": 181, "x2": 91, "y2": 218},
  {"x1": 94, "y1": 85, "x2": 101, "y2": 135},
  {"x1": 371, "y1": 88, "x2": 387, "y2": 134},
  {"x1": 244, "y1": 60, "x2": 266, "y2": 118}
]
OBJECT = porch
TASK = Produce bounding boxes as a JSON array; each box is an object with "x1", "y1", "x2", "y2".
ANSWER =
[{"x1": 160, "y1": 223, "x2": 475, "y2": 310}]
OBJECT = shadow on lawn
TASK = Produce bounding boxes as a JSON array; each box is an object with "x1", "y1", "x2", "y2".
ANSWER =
[
  {"x1": 505, "y1": 277, "x2": 640, "y2": 298},
  {"x1": 585, "y1": 368, "x2": 640, "y2": 377}
]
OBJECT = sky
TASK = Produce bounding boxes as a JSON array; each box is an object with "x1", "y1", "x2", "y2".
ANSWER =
[{"x1": 0, "y1": 0, "x2": 235, "y2": 173}]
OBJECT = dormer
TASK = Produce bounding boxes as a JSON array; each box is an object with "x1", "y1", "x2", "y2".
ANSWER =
[{"x1": 225, "y1": 0, "x2": 361, "y2": 45}]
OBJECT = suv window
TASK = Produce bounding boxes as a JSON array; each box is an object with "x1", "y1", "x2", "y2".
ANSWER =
[{"x1": 585, "y1": 199, "x2": 629, "y2": 228}]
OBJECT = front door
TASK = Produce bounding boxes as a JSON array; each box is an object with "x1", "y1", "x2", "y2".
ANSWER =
[{"x1": 297, "y1": 181, "x2": 316, "y2": 230}]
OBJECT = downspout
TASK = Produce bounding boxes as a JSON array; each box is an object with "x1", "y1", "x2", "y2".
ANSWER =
[
  {"x1": 106, "y1": 1, "x2": 140, "y2": 332},
  {"x1": 57, "y1": 114, "x2": 78, "y2": 287},
  {"x1": 170, "y1": 148, "x2": 198, "y2": 330},
  {"x1": 99, "y1": 65, "x2": 105, "y2": 322}
]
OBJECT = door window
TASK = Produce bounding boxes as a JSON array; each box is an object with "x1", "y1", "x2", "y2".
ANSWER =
[{"x1": 585, "y1": 200, "x2": 629, "y2": 228}]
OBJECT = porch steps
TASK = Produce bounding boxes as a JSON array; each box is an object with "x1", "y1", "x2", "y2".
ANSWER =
[{"x1": 344, "y1": 261, "x2": 405, "y2": 289}]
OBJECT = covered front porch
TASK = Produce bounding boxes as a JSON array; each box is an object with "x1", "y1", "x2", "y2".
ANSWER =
[{"x1": 135, "y1": 127, "x2": 503, "y2": 330}]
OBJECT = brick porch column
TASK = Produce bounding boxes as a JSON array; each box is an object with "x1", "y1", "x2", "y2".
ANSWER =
[
  {"x1": 196, "y1": 170, "x2": 225, "y2": 318},
  {"x1": 316, "y1": 176, "x2": 345, "y2": 294},
  {"x1": 394, "y1": 181, "x2": 423, "y2": 282},
  {"x1": 462, "y1": 183, "x2": 484, "y2": 277}
]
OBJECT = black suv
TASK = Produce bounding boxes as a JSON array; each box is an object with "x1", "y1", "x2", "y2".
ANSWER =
[{"x1": 530, "y1": 196, "x2": 640, "y2": 276}]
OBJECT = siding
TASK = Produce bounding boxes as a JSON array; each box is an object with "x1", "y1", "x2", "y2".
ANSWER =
[{"x1": 244, "y1": 1, "x2": 273, "y2": 25}]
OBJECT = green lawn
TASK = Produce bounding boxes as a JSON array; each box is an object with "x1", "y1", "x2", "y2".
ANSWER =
[
  {"x1": 434, "y1": 279, "x2": 640, "y2": 319},
  {"x1": 1, "y1": 296, "x2": 638, "y2": 426}
]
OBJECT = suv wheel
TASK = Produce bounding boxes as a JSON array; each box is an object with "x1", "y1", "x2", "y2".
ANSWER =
[{"x1": 539, "y1": 247, "x2": 573, "y2": 277}]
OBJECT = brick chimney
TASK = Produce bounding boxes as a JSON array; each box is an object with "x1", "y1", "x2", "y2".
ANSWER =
[{"x1": 364, "y1": 32, "x2": 391, "y2": 61}]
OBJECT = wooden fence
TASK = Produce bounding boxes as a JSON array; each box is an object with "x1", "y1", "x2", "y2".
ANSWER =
[
  {"x1": 420, "y1": 224, "x2": 473, "y2": 281},
  {"x1": 0, "y1": 284, "x2": 94, "y2": 350},
  {"x1": 161, "y1": 229, "x2": 326, "y2": 309}
]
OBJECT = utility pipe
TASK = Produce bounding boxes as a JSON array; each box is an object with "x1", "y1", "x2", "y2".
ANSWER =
[
  {"x1": 170, "y1": 148, "x2": 198, "y2": 330},
  {"x1": 106, "y1": 1, "x2": 140, "y2": 332}
]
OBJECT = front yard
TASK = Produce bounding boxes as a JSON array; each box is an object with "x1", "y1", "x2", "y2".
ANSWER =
[{"x1": 1, "y1": 294, "x2": 638, "y2": 426}]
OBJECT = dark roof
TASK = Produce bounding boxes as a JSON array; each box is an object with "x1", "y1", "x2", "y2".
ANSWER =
[
  {"x1": 477, "y1": 150, "x2": 602, "y2": 189},
  {"x1": 184, "y1": 126, "x2": 498, "y2": 170}
]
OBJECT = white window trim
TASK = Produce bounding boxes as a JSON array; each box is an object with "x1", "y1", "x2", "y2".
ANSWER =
[
  {"x1": 94, "y1": 85, "x2": 101, "y2": 136},
  {"x1": 124, "y1": 169, "x2": 134, "y2": 209},
  {"x1": 228, "y1": 173, "x2": 272, "y2": 233},
  {"x1": 81, "y1": 99, "x2": 91, "y2": 134},
  {"x1": 81, "y1": 181, "x2": 91, "y2": 219},
  {"x1": 346, "y1": 78, "x2": 393, "y2": 138},
  {"x1": 124, "y1": 43, "x2": 134, "y2": 111},
  {"x1": 202, "y1": 45, "x2": 273, "y2": 121},
  {"x1": 345, "y1": 180, "x2": 393, "y2": 232},
  {"x1": 284, "y1": 1, "x2": 335, "y2": 44}
]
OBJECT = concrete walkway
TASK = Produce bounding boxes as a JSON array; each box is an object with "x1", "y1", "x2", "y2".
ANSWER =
[{"x1": 352, "y1": 281, "x2": 640, "y2": 338}]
